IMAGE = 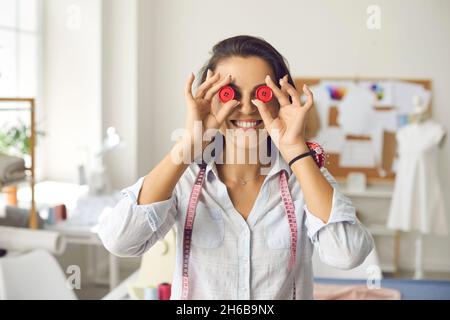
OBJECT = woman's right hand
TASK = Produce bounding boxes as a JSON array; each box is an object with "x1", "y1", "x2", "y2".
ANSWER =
[{"x1": 181, "y1": 69, "x2": 240, "y2": 161}]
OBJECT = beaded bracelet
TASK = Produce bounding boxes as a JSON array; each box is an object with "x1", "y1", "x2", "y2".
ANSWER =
[{"x1": 288, "y1": 142, "x2": 325, "y2": 168}]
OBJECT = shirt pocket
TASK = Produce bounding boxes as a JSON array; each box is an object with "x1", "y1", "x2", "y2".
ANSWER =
[
  {"x1": 189, "y1": 201, "x2": 224, "y2": 249},
  {"x1": 264, "y1": 204, "x2": 291, "y2": 250}
]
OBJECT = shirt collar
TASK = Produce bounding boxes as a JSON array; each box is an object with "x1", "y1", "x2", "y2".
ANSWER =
[{"x1": 201, "y1": 148, "x2": 292, "y2": 182}]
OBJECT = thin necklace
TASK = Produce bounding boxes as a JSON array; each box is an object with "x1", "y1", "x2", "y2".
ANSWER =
[{"x1": 222, "y1": 175, "x2": 262, "y2": 186}]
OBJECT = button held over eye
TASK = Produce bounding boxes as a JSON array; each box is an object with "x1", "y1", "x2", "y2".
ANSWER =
[
  {"x1": 255, "y1": 86, "x2": 273, "y2": 103},
  {"x1": 219, "y1": 86, "x2": 235, "y2": 103}
]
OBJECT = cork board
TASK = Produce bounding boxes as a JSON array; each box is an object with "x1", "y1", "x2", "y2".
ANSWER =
[{"x1": 294, "y1": 77, "x2": 432, "y2": 182}]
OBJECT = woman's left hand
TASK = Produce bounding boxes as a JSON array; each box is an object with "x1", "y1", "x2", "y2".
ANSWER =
[{"x1": 252, "y1": 75, "x2": 314, "y2": 162}]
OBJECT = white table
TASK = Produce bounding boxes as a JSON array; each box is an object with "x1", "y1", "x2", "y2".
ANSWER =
[
  {"x1": 45, "y1": 223, "x2": 120, "y2": 290},
  {"x1": 13, "y1": 180, "x2": 122, "y2": 290}
]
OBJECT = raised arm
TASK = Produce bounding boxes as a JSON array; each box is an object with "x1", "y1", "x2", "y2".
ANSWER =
[
  {"x1": 254, "y1": 75, "x2": 373, "y2": 269},
  {"x1": 99, "y1": 71, "x2": 239, "y2": 257}
]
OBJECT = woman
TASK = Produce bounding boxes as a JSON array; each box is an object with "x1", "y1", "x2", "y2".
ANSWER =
[{"x1": 98, "y1": 35, "x2": 373, "y2": 300}]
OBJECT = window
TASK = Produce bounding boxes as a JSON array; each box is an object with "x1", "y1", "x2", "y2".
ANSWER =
[
  {"x1": 0, "y1": 0, "x2": 41, "y2": 171},
  {"x1": 0, "y1": 0, "x2": 41, "y2": 98}
]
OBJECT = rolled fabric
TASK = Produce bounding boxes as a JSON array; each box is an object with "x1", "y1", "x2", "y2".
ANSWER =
[
  {"x1": 0, "y1": 226, "x2": 66, "y2": 255},
  {"x1": 0, "y1": 153, "x2": 26, "y2": 185}
]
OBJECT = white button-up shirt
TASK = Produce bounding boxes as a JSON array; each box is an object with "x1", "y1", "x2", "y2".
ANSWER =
[{"x1": 98, "y1": 151, "x2": 374, "y2": 300}]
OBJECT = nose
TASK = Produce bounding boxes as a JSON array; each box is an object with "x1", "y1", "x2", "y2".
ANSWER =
[{"x1": 237, "y1": 93, "x2": 258, "y2": 115}]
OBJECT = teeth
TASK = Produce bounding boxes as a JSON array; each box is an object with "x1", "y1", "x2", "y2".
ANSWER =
[{"x1": 234, "y1": 121, "x2": 260, "y2": 128}]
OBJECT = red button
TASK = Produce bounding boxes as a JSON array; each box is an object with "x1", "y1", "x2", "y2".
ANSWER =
[
  {"x1": 219, "y1": 86, "x2": 235, "y2": 103},
  {"x1": 256, "y1": 86, "x2": 273, "y2": 103}
]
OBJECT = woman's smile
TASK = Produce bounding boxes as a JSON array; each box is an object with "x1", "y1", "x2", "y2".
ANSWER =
[{"x1": 229, "y1": 119, "x2": 264, "y2": 130}]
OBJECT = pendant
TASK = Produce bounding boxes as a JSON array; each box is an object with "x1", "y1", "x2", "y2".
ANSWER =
[{"x1": 241, "y1": 181, "x2": 247, "y2": 186}]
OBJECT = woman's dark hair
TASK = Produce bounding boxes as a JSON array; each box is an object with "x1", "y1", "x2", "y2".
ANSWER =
[
  {"x1": 199, "y1": 35, "x2": 296, "y2": 89},
  {"x1": 203, "y1": 36, "x2": 294, "y2": 160}
]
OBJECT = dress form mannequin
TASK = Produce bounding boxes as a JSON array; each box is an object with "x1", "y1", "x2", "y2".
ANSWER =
[{"x1": 388, "y1": 94, "x2": 447, "y2": 279}]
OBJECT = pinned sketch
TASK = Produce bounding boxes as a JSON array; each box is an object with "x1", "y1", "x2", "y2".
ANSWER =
[
  {"x1": 372, "y1": 109, "x2": 398, "y2": 132},
  {"x1": 309, "y1": 84, "x2": 331, "y2": 130},
  {"x1": 340, "y1": 139, "x2": 376, "y2": 168},
  {"x1": 392, "y1": 81, "x2": 431, "y2": 114},
  {"x1": 315, "y1": 127, "x2": 346, "y2": 153},
  {"x1": 337, "y1": 85, "x2": 377, "y2": 136},
  {"x1": 369, "y1": 126, "x2": 384, "y2": 171},
  {"x1": 326, "y1": 85, "x2": 347, "y2": 101},
  {"x1": 397, "y1": 113, "x2": 410, "y2": 127},
  {"x1": 359, "y1": 80, "x2": 394, "y2": 106},
  {"x1": 320, "y1": 80, "x2": 354, "y2": 106},
  {"x1": 298, "y1": 77, "x2": 431, "y2": 182}
]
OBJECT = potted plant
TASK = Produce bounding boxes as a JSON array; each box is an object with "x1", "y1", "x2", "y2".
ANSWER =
[{"x1": 0, "y1": 118, "x2": 44, "y2": 167}]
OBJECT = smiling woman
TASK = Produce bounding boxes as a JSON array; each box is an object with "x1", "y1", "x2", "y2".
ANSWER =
[{"x1": 98, "y1": 35, "x2": 374, "y2": 300}]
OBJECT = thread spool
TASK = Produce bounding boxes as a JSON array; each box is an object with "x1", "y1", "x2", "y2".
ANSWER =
[
  {"x1": 46, "y1": 207, "x2": 56, "y2": 225},
  {"x1": 158, "y1": 283, "x2": 171, "y2": 300},
  {"x1": 144, "y1": 287, "x2": 158, "y2": 300},
  {"x1": 2, "y1": 186, "x2": 18, "y2": 206},
  {"x1": 54, "y1": 204, "x2": 67, "y2": 221}
]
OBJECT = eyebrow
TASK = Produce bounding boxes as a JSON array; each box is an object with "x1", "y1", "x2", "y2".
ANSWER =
[{"x1": 229, "y1": 83, "x2": 266, "y2": 94}]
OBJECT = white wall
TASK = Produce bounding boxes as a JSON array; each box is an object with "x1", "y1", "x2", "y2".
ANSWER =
[
  {"x1": 42, "y1": 0, "x2": 102, "y2": 183},
  {"x1": 136, "y1": 0, "x2": 450, "y2": 272},
  {"x1": 136, "y1": 0, "x2": 155, "y2": 178},
  {"x1": 102, "y1": 0, "x2": 138, "y2": 188},
  {"x1": 42, "y1": 0, "x2": 139, "y2": 188}
]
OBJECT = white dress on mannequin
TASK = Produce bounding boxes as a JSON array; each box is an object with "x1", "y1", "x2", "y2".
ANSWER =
[{"x1": 388, "y1": 119, "x2": 448, "y2": 235}]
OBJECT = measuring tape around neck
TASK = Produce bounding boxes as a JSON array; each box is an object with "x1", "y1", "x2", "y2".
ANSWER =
[
  {"x1": 181, "y1": 164, "x2": 208, "y2": 300},
  {"x1": 181, "y1": 166, "x2": 298, "y2": 300}
]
